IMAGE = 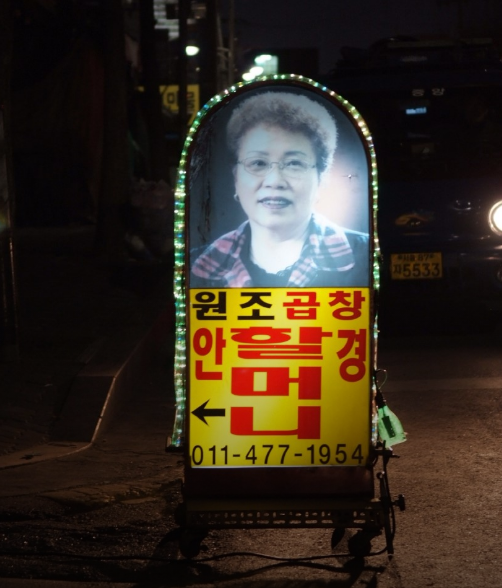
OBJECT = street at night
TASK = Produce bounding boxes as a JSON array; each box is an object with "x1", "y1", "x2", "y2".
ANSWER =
[
  {"x1": 1, "y1": 299, "x2": 502, "y2": 587},
  {"x1": 3, "y1": 2, "x2": 502, "y2": 587}
]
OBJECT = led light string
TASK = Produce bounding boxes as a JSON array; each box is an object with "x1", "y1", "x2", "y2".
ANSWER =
[{"x1": 170, "y1": 75, "x2": 380, "y2": 448}]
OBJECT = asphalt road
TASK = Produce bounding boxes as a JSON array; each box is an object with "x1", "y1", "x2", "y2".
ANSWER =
[{"x1": 1, "y1": 301, "x2": 502, "y2": 587}]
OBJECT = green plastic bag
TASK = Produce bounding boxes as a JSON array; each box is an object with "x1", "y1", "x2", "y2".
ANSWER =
[{"x1": 378, "y1": 404, "x2": 407, "y2": 447}]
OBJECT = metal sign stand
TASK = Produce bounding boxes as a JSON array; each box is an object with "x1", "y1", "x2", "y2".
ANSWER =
[
  {"x1": 169, "y1": 75, "x2": 405, "y2": 560},
  {"x1": 175, "y1": 443, "x2": 404, "y2": 559}
]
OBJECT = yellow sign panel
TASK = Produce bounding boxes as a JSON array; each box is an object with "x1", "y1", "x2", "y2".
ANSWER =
[
  {"x1": 188, "y1": 288, "x2": 371, "y2": 467},
  {"x1": 160, "y1": 84, "x2": 200, "y2": 125}
]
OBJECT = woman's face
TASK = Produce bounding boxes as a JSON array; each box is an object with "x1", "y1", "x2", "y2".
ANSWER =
[{"x1": 234, "y1": 124, "x2": 320, "y2": 236}]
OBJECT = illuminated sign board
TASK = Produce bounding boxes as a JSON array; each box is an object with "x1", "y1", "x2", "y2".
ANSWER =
[
  {"x1": 171, "y1": 76, "x2": 379, "y2": 482},
  {"x1": 160, "y1": 84, "x2": 200, "y2": 126},
  {"x1": 137, "y1": 84, "x2": 200, "y2": 126}
]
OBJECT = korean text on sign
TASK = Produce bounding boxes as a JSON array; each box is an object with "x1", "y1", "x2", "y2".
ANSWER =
[{"x1": 189, "y1": 288, "x2": 371, "y2": 467}]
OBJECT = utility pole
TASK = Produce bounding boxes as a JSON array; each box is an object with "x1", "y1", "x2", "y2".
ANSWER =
[
  {"x1": 0, "y1": 0, "x2": 19, "y2": 361},
  {"x1": 228, "y1": 0, "x2": 235, "y2": 85},
  {"x1": 178, "y1": 0, "x2": 189, "y2": 152},
  {"x1": 139, "y1": 0, "x2": 170, "y2": 181},
  {"x1": 436, "y1": 0, "x2": 470, "y2": 36},
  {"x1": 206, "y1": 0, "x2": 219, "y2": 96},
  {"x1": 94, "y1": 0, "x2": 129, "y2": 260}
]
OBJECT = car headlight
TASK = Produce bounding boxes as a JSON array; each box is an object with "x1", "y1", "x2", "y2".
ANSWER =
[{"x1": 489, "y1": 202, "x2": 502, "y2": 235}]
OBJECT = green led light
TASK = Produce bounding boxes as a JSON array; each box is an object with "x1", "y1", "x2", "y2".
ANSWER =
[{"x1": 170, "y1": 74, "x2": 381, "y2": 449}]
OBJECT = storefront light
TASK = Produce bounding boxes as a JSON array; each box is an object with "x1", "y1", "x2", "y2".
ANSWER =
[
  {"x1": 255, "y1": 54, "x2": 273, "y2": 65},
  {"x1": 250, "y1": 66, "x2": 264, "y2": 77},
  {"x1": 186, "y1": 45, "x2": 200, "y2": 56},
  {"x1": 242, "y1": 66, "x2": 264, "y2": 81}
]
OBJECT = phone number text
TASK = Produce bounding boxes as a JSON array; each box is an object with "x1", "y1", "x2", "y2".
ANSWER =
[{"x1": 189, "y1": 443, "x2": 366, "y2": 467}]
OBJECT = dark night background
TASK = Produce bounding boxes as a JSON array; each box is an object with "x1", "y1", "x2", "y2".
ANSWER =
[
  {"x1": 224, "y1": 0, "x2": 502, "y2": 74},
  {"x1": 3, "y1": 0, "x2": 502, "y2": 235},
  {"x1": 1, "y1": 0, "x2": 502, "y2": 354}
]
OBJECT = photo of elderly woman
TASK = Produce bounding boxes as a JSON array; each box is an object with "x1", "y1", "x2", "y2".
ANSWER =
[{"x1": 189, "y1": 88, "x2": 370, "y2": 288}]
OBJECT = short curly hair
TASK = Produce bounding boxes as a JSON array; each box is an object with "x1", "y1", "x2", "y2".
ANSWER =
[{"x1": 226, "y1": 91, "x2": 338, "y2": 174}]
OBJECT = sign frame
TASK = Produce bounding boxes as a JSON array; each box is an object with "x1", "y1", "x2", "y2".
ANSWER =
[{"x1": 171, "y1": 73, "x2": 381, "y2": 503}]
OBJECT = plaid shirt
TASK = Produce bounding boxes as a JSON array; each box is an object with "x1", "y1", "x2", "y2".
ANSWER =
[{"x1": 190, "y1": 214, "x2": 368, "y2": 288}]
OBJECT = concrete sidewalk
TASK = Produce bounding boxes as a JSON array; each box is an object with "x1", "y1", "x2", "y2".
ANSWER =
[{"x1": 0, "y1": 225, "x2": 175, "y2": 469}]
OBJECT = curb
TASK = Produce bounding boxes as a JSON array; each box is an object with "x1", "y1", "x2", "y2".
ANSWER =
[
  {"x1": 0, "y1": 581, "x2": 137, "y2": 588},
  {"x1": 39, "y1": 469, "x2": 183, "y2": 511},
  {"x1": 0, "y1": 302, "x2": 174, "y2": 470}
]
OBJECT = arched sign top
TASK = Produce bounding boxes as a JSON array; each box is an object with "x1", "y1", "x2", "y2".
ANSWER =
[{"x1": 171, "y1": 75, "x2": 380, "y2": 450}]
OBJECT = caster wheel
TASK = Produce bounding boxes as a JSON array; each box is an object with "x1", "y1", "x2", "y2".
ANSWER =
[
  {"x1": 179, "y1": 528, "x2": 208, "y2": 559},
  {"x1": 331, "y1": 527, "x2": 346, "y2": 549},
  {"x1": 348, "y1": 531, "x2": 373, "y2": 558},
  {"x1": 174, "y1": 503, "x2": 186, "y2": 526}
]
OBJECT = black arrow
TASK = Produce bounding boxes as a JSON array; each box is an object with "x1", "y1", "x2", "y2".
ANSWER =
[{"x1": 192, "y1": 400, "x2": 226, "y2": 425}]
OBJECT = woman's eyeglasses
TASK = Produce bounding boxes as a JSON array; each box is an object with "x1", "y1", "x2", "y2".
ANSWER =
[{"x1": 238, "y1": 157, "x2": 316, "y2": 178}]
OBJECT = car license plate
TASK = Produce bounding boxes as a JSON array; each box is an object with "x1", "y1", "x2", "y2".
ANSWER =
[{"x1": 390, "y1": 252, "x2": 442, "y2": 280}]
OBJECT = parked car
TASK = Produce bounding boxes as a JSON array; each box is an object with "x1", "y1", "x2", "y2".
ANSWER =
[{"x1": 323, "y1": 37, "x2": 502, "y2": 301}]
